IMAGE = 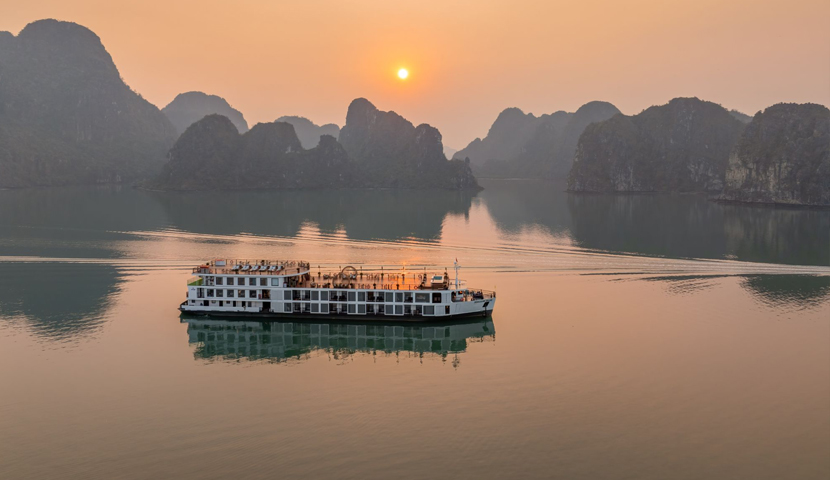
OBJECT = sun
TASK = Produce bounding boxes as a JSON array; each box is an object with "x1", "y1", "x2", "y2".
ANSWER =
[{"x1": 397, "y1": 68, "x2": 409, "y2": 80}]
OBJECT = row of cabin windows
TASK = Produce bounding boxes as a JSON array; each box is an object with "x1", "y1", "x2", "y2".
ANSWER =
[
  {"x1": 205, "y1": 276, "x2": 269, "y2": 287},
  {"x1": 281, "y1": 303, "x2": 437, "y2": 315},
  {"x1": 282, "y1": 290, "x2": 442, "y2": 303},
  {"x1": 190, "y1": 300, "x2": 440, "y2": 315},
  {"x1": 204, "y1": 289, "x2": 260, "y2": 298},
  {"x1": 201, "y1": 289, "x2": 442, "y2": 303},
  {"x1": 192, "y1": 300, "x2": 254, "y2": 308},
  {"x1": 200, "y1": 289, "x2": 444, "y2": 303}
]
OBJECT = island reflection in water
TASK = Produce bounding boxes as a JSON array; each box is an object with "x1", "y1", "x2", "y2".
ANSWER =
[{"x1": 183, "y1": 317, "x2": 495, "y2": 364}]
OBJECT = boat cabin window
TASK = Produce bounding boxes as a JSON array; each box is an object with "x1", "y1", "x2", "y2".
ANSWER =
[
  {"x1": 260, "y1": 278, "x2": 267, "y2": 286},
  {"x1": 271, "y1": 278, "x2": 280, "y2": 287},
  {"x1": 385, "y1": 292, "x2": 394, "y2": 303},
  {"x1": 395, "y1": 292, "x2": 403, "y2": 303},
  {"x1": 248, "y1": 278, "x2": 256, "y2": 286},
  {"x1": 284, "y1": 290, "x2": 291, "y2": 300},
  {"x1": 415, "y1": 293, "x2": 429, "y2": 303},
  {"x1": 432, "y1": 293, "x2": 442, "y2": 304},
  {"x1": 216, "y1": 277, "x2": 223, "y2": 285},
  {"x1": 311, "y1": 291, "x2": 319, "y2": 301},
  {"x1": 321, "y1": 291, "x2": 329, "y2": 301},
  {"x1": 348, "y1": 292, "x2": 356, "y2": 302},
  {"x1": 358, "y1": 292, "x2": 365, "y2": 302}
]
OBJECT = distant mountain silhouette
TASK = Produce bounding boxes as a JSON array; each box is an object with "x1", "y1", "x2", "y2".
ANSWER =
[
  {"x1": 276, "y1": 116, "x2": 340, "y2": 149},
  {"x1": 721, "y1": 103, "x2": 830, "y2": 206},
  {"x1": 154, "y1": 100, "x2": 480, "y2": 190},
  {"x1": 568, "y1": 98, "x2": 745, "y2": 193},
  {"x1": 163, "y1": 91, "x2": 249, "y2": 134},
  {"x1": 729, "y1": 109, "x2": 753, "y2": 124},
  {"x1": 0, "y1": 19, "x2": 177, "y2": 187},
  {"x1": 339, "y1": 98, "x2": 479, "y2": 189},
  {"x1": 152, "y1": 115, "x2": 352, "y2": 190},
  {"x1": 453, "y1": 102, "x2": 620, "y2": 179}
]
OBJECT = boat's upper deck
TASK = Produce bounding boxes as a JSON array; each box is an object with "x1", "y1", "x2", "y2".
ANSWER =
[{"x1": 190, "y1": 259, "x2": 493, "y2": 296}]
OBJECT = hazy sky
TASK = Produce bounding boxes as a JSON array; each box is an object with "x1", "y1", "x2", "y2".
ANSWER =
[{"x1": 2, "y1": 0, "x2": 828, "y2": 147}]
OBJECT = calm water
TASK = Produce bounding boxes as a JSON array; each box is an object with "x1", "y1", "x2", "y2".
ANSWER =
[{"x1": 1, "y1": 179, "x2": 828, "y2": 479}]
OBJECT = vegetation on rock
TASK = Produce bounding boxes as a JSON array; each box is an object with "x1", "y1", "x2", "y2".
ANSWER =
[
  {"x1": 0, "y1": 19, "x2": 177, "y2": 187},
  {"x1": 567, "y1": 98, "x2": 746, "y2": 193},
  {"x1": 720, "y1": 103, "x2": 829, "y2": 206},
  {"x1": 338, "y1": 98, "x2": 479, "y2": 189}
]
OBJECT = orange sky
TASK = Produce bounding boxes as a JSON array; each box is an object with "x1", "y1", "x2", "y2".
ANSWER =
[{"x1": 2, "y1": 0, "x2": 828, "y2": 148}]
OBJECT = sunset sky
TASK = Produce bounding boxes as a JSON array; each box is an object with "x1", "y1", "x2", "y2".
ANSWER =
[{"x1": 2, "y1": 0, "x2": 828, "y2": 148}]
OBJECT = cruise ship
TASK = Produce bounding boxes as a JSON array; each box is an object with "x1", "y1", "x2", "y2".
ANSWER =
[{"x1": 180, "y1": 259, "x2": 496, "y2": 321}]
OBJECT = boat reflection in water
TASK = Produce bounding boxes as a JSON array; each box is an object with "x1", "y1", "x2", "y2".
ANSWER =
[{"x1": 183, "y1": 317, "x2": 496, "y2": 365}]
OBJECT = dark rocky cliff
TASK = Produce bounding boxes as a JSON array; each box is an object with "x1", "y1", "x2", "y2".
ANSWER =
[
  {"x1": 276, "y1": 116, "x2": 340, "y2": 149},
  {"x1": 568, "y1": 98, "x2": 745, "y2": 193},
  {"x1": 453, "y1": 102, "x2": 620, "y2": 179},
  {"x1": 0, "y1": 19, "x2": 177, "y2": 187},
  {"x1": 338, "y1": 98, "x2": 479, "y2": 189},
  {"x1": 163, "y1": 91, "x2": 249, "y2": 134},
  {"x1": 720, "y1": 103, "x2": 829, "y2": 206}
]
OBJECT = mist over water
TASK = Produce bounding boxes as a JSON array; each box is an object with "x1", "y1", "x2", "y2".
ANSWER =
[{"x1": 0, "y1": 180, "x2": 828, "y2": 479}]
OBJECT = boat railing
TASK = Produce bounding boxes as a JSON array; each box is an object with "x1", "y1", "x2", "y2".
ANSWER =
[{"x1": 193, "y1": 259, "x2": 310, "y2": 275}]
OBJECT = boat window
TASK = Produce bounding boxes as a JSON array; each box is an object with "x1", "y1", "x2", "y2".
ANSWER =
[
  {"x1": 348, "y1": 292, "x2": 356, "y2": 302},
  {"x1": 311, "y1": 291, "x2": 319, "y2": 301},
  {"x1": 432, "y1": 293, "x2": 442, "y2": 304},
  {"x1": 227, "y1": 290, "x2": 234, "y2": 297},
  {"x1": 348, "y1": 304, "x2": 356, "y2": 314},
  {"x1": 238, "y1": 290, "x2": 245, "y2": 298},
  {"x1": 321, "y1": 303, "x2": 328, "y2": 312},
  {"x1": 385, "y1": 292, "x2": 394, "y2": 303},
  {"x1": 284, "y1": 290, "x2": 292, "y2": 300},
  {"x1": 424, "y1": 306, "x2": 435, "y2": 315},
  {"x1": 321, "y1": 291, "x2": 329, "y2": 301},
  {"x1": 249, "y1": 290, "x2": 257, "y2": 298},
  {"x1": 217, "y1": 290, "x2": 223, "y2": 297},
  {"x1": 271, "y1": 278, "x2": 280, "y2": 286},
  {"x1": 358, "y1": 292, "x2": 365, "y2": 302},
  {"x1": 260, "y1": 278, "x2": 267, "y2": 286},
  {"x1": 216, "y1": 277, "x2": 223, "y2": 285},
  {"x1": 415, "y1": 293, "x2": 429, "y2": 303},
  {"x1": 358, "y1": 305, "x2": 366, "y2": 314},
  {"x1": 249, "y1": 278, "x2": 256, "y2": 286},
  {"x1": 395, "y1": 305, "x2": 403, "y2": 315},
  {"x1": 311, "y1": 303, "x2": 319, "y2": 313},
  {"x1": 395, "y1": 292, "x2": 403, "y2": 303},
  {"x1": 284, "y1": 303, "x2": 292, "y2": 312}
]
